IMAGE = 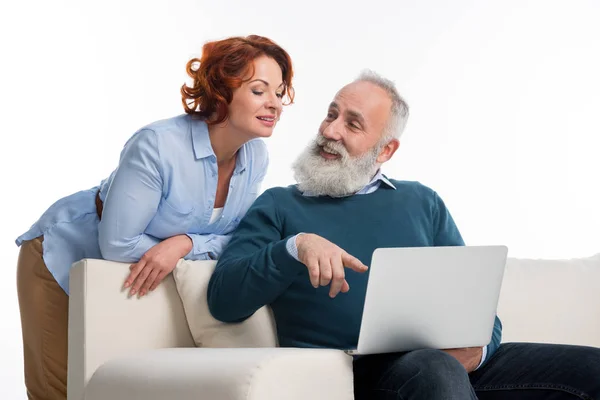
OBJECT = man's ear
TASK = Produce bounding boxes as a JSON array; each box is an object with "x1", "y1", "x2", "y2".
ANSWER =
[{"x1": 376, "y1": 138, "x2": 400, "y2": 163}]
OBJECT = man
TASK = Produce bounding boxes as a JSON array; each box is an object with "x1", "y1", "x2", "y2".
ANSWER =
[{"x1": 207, "y1": 70, "x2": 600, "y2": 399}]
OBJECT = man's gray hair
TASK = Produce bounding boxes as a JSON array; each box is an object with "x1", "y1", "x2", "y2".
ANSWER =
[{"x1": 355, "y1": 70, "x2": 409, "y2": 139}]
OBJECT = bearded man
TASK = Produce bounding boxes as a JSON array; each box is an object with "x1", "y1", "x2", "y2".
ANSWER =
[{"x1": 207, "y1": 71, "x2": 600, "y2": 400}]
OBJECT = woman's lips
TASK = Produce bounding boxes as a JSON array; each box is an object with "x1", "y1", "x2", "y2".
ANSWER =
[{"x1": 257, "y1": 117, "x2": 275, "y2": 127}]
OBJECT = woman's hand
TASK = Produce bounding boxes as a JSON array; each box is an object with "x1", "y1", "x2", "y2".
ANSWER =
[{"x1": 123, "y1": 235, "x2": 193, "y2": 297}]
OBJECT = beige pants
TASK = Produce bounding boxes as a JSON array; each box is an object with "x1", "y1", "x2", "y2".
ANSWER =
[{"x1": 17, "y1": 237, "x2": 68, "y2": 400}]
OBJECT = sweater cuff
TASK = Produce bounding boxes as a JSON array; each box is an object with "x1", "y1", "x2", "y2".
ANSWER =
[
  {"x1": 475, "y1": 346, "x2": 488, "y2": 370},
  {"x1": 271, "y1": 236, "x2": 305, "y2": 276}
]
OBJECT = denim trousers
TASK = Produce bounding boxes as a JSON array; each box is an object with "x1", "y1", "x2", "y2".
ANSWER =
[{"x1": 353, "y1": 343, "x2": 600, "y2": 399}]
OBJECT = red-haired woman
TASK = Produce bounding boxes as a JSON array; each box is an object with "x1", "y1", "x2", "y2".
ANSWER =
[{"x1": 15, "y1": 34, "x2": 294, "y2": 400}]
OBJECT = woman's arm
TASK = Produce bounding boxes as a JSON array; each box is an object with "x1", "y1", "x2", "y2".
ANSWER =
[
  {"x1": 185, "y1": 233, "x2": 232, "y2": 260},
  {"x1": 97, "y1": 129, "x2": 164, "y2": 262}
]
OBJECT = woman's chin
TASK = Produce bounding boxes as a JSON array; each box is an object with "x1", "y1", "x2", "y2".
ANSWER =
[{"x1": 249, "y1": 127, "x2": 275, "y2": 139}]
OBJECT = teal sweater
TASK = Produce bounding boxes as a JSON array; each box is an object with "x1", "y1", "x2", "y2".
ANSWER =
[{"x1": 208, "y1": 180, "x2": 502, "y2": 360}]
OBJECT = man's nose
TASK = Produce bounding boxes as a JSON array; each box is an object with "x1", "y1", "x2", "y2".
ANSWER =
[{"x1": 322, "y1": 119, "x2": 343, "y2": 141}]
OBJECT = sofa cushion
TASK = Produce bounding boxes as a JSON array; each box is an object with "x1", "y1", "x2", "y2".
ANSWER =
[
  {"x1": 84, "y1": 348, "x2": 353, "y2": 400},
  {"x1": 173, "y1": 259, "x2": 278, "y2": 348},
  {"x1": 498, "y1": 253, "x2": 600, "y2": 347}
]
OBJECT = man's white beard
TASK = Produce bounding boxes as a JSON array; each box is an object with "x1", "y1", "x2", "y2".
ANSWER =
[{"x1": 292, "y1": 135, "x2": 383, "y2": 198}]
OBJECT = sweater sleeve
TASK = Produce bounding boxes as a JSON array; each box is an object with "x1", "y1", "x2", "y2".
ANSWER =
[
  {"x1": 485, "y1": 316, "x2": 503, "y2": 359},
  {"x1": 97, "y1": 129, "x2": 162, "y2": 262},
  {"x1": 207, "y1": 190, "x2": 305, "y2": 323},
  {"x1": 432, "y1": 191, "x2": 465, "y2": 247}
]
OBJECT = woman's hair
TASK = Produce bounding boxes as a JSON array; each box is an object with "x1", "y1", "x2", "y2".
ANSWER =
[{"x1": 181, "y1": 35, "x2": 295, "y2": 124}]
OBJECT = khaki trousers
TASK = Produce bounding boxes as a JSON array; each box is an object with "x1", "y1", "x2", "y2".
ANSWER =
[{"x1": 16, "y1": 237, "x2": 68, "y2": 400}]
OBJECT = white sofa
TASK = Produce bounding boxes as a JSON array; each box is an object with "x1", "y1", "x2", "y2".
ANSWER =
[{"x1": 68, "y1": 255, "x2": 600, "y2": 400}]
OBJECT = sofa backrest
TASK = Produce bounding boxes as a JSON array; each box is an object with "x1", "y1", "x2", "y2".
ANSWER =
[
  {"x1": 497, "y1": 254, "x2": 600, "y2": 347},
  {"x1": 174, "y1": 254, "x2": 600, "y2": 349}
]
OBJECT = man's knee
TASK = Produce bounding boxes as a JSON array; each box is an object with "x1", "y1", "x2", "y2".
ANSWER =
[
  {"x1": 579, "y1": 345, "x2": 600, "y2": 366},
  {"x1": 387, "y1": 349, "x2": 473, "y2": 396},
  {"x1": 568, "y1": 346, "x2": 600, "y2": 393},
  {"x1": 402, "y1": 349, "x2": 468, "y2": 378}
]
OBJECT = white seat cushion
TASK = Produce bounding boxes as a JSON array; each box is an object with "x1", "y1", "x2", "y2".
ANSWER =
[{"x1": 85, "y1": 348, "x2": 354, "y2": 400}]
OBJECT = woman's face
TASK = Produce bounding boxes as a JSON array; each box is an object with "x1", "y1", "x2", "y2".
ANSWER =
[{"x1": 226, "y1": 55, "x2": 285, "y2": 140}]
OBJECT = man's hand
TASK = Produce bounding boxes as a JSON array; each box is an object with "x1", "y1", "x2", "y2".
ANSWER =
[
  {"x1": 443, "y1": 347, "x2": 483, "y2": 373},
  {"x1": 296, "y1": 233, "x2": 368, "y2": 298},
  {"x1": 123, "y1": 235, "x2": 192, "y2": 297}
]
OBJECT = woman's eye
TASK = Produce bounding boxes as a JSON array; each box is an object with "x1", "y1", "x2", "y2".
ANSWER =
[
  {"x1": 276, "y1": 93, "x2": 283, "y2": 98},
  {"x1": 252, "y1": 90, "x2": 263, "y2": 95}
]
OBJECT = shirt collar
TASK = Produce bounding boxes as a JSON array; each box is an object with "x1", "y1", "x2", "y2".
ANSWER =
[
  {"x1": 190, "y1": 116, "x2": 247, "y2": 173},
  {"x1": 370, "y1": 169, "x2": 396, "y2": 190},
  {"x1": 191, "y1": 117, "x2": 214, "y2": 159}
]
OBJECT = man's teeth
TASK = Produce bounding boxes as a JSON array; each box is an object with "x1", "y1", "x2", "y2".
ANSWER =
[
  {"x1": 322, "y1": 147, "x2": 338, "y2": 155},
  {"x1": 258, "y1": 117, "x2": 274, "y2": 121}
]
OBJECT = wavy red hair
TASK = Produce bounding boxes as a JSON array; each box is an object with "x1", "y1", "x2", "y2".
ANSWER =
[{"x1": 181, "y1": 35, "x2": 295, "y2": 124}]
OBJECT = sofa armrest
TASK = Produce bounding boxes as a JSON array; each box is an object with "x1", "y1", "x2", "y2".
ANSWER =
[
  {"x1": 84, "y1": 348, "x2": 355, "y2": 400},
  {"x1": 68, "y1": 259, "x2": 194, "y2": 400}
]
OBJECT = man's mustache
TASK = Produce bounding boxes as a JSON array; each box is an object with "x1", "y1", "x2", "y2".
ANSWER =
[{"x1": 314, "y1": 136, "x2": 348, "y2": 158}]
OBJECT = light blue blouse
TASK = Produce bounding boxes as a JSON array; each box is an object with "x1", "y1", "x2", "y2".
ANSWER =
[{"x1": 16, "y1": 114, "x2": 269, "y2": 294}]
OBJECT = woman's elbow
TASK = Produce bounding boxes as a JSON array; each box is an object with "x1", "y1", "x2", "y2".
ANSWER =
[{"x1": 98, "y1": 238, "x2": 138, "y2": 263}]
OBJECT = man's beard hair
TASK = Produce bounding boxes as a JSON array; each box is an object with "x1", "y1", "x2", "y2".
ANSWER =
[{"x1": 291, "y1": 135, "x2": 386, "y2": 197}]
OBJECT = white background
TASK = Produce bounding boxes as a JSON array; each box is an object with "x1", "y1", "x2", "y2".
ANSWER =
[{"x1": 1, "y1": 0, "x2": 599, "y2": 397}]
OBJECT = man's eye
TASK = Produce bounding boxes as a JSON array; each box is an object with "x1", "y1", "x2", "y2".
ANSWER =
[
  {"x1": 349, "y1": 123, "x2": 360, "y2": 129},
  {"x1": 326, "y1": 112, "x2": 335, "y2": 119}
]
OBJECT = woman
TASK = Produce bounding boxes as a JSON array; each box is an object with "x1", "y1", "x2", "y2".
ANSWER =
[{"x1": 15, "y1": 34, "x2": 294, "y2": 400}]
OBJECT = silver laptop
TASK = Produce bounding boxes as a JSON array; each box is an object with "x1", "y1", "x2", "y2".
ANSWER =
[{"x1": 347, "y1": 245, "x2": 508, "y2": 355}]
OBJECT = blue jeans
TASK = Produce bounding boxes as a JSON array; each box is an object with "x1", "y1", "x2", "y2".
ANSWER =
[{"x1": 353, "y1": 343, "x2": 600, "y2": 399}]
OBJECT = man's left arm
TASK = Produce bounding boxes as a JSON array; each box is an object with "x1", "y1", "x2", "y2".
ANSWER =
[{"x1": 432, "y1": 190, "x2": 502, "y2": 371}]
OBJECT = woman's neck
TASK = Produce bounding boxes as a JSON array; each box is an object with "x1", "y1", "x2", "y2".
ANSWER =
[{"x1": 207, "y1": 122, "x2": 247, "y2": 167}]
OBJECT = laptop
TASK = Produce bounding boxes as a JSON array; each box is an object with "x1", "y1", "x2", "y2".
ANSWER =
[{"x1": 346, "y1": 245, "x2": 508, "y2": 355}]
